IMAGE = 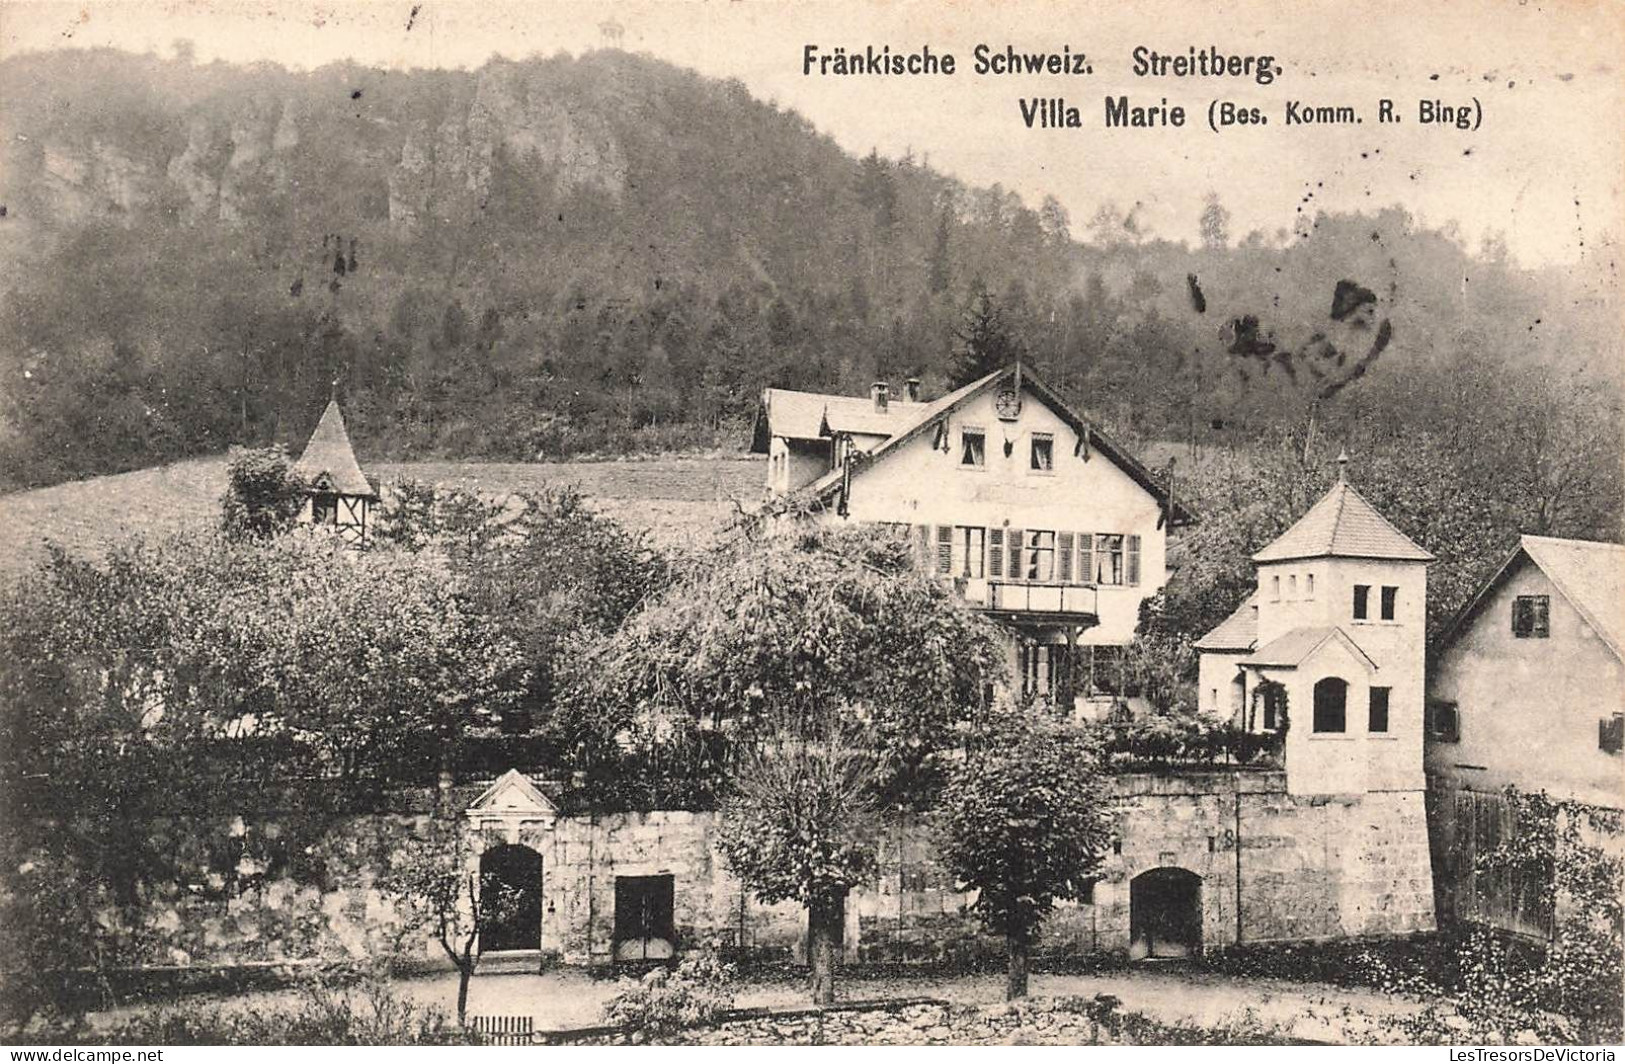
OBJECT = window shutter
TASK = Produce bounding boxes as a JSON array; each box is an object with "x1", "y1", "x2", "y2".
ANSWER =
[
  {"x1": 1127, "y1": 535, "x2": 1142, "y2": 586},
  {"x1": 1058, "y1": 532, "x2": 1074, "y2": 582},
  {"x1": 1006, "y1": 527, "x2": 1024, "y2": 580},
  {"x1": 935, "y1": 525, "x2": 954, "y2": 574},
  {"x1": 1079, "y1": 533, "x2": 1095, "y2": 584},
  {"x1": 988, "y1": 528, "x2": 1004, "y2": 577},
  {"x1": 915, "y1": 524, "x2": 931, "y2": 570}
]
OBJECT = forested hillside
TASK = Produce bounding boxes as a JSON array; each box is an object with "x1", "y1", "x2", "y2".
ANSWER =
[{"x1": 1, "y1": 46, "x2": 1619, "y2": 517}]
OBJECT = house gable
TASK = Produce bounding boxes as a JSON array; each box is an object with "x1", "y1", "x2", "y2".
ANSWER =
[{"x1": 810, "y1": 367, "x2": 1194, "y2": 527}]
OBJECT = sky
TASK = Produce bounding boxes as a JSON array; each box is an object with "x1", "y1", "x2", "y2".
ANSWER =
[{"x1": 3, "y1": 0, "x2": 1622, "y2": 268}]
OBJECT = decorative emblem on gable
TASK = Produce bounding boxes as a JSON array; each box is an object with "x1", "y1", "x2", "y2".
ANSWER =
[
  {"x1": 465, "y1": 769, "x2": 558, "y2": 842},
  {"x1": 994, "y1": 387, "x2": 1021, "y2": 421}
]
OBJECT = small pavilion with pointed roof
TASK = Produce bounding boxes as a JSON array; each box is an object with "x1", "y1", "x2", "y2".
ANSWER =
[{"x1": 292, "y1": 399, "x2": 378, "y2": 546}]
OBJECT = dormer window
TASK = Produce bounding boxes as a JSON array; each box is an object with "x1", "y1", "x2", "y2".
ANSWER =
[
  {"x1": 1030, "y1": 433, "x2": 1054, "y2": 473},
  {"x1": 960, "y1": 428, "x2": 986, "y2": 468}
]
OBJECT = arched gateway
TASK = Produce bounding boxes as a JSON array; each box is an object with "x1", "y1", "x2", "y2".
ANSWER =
[{"x1": 1130, "y1": 867, "x2": 1203, "y2": 959}]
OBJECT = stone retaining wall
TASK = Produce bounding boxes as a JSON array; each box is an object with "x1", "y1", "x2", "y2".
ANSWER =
[{"x1": 38, "y1": 770, "x2": 1434, "y2": 972}]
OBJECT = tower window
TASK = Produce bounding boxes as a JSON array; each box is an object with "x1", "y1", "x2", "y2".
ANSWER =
[
  {"x1": 1369, "y1": 687, "x2": 1390, "y2": 733},
  {"x1": 1313, "y1": 677, "x2": 1348, "y2": 733},
  {"x1": 1380, "y1": 586, "x2": 1398, "y2": 621},
  {"x1": 1512, "y1": 595, "x2": 1549, "y2": 638},
  {"x1": 1353, "y1": 584, "x2": 1371, "y2": 620}
]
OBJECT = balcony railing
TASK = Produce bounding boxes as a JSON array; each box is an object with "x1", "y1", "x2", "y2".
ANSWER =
[{"x1": 947, "y1": 577, "x2": 1100, "y2": 619}]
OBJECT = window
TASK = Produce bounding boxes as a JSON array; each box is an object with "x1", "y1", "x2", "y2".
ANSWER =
[
  {"x1": 1094, "y1": 534, "x2": 1126, "y2": 585},
  {"x1": 954, "y1": 526, "x2": 986, "y2": 579},
  {"x1": 1429, "y1": 701, "x2": 1460, "y2": 743},
  {"x1": 1271, "y1": 574, "x2": 1280, "y2": 601},
  {"x1": 312, "y1": 493, "x2": 338, "y2": 525},
  {"x1": 1380, "y1": 586, "x2": 1398, "y2": 621},
  {"x1": 1306, "y1": 573, "x2": 1315, "y2": 599},
  {"x1": 1288, "y1": 574, "x2": 1298, "y2": 598},
  {"x1": 1312, "y1": 677, "x2": 1348, "y2": 733},
  {"x1": 1601, "y1": 714, "x2": 1624, "y2": 755},
  {"x1": 1025, "y1": 530, "x2": 1056, "y2": 582},
  {"x1": 1369, "y1": 687, "x2": 1390, "y2": 733},
  {"x1": 960, "y1": 428, "x2": 985, "y2": 468},
  {"x1": 1353, "y1": 584, "x2": 1371, "y2": 620},
  {"x1": 1512, "y1": 595, "x2": 1550, "y2": 638},
  {"x1": 1030, "y1": 433, "x2": 1054, "y2": 472}
]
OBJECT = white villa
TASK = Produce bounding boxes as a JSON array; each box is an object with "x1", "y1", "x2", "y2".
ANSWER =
[{"x1": 750, "y1": 365, "x2": 1194, "y2": 713}]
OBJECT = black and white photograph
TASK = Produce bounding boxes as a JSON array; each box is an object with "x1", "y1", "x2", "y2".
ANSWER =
[{"x1": 0, "y1": 0, "x2": 1621, "y2": 1051}]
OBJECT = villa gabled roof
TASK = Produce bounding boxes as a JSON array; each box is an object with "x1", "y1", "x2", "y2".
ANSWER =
[
  {"x1": 1435, "y1": 535, "x2": 1625, "y2": 661},
  {"x1": 292, "y1": 400, "x2": 376, "y2": 498},
  {"x1": 1194, "y1": 593, "x2": 1259, "y2": 652},
  {"x1": 1241, "y1": 625, "x2": 1377, "y2": 671},
  {"x1": 1253, "y1": 479, "x2": 1431, "y2": 563},
  {"x1": 771, "y1": 366, "x2": 1196, "y2": 527}
]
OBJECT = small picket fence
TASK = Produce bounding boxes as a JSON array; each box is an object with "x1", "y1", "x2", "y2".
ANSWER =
[{"x1": 470, "y1": 1014, "x2": 535, "y2": 1045}]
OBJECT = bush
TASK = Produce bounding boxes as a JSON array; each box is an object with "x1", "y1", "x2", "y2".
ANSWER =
[
  {"x1": 600, "y1": 953, "x2": 735, "y2": 1036},
  {"x1": 96, "y1": 974, "x2": 476, "y2": 1046}
]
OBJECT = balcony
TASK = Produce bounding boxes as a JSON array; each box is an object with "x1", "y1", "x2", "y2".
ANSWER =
[{"x1": 952, "y1": 577, "x2": 1100, "y2": 625}]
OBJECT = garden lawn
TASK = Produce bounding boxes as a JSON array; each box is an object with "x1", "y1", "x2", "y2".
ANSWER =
[{"x1": 87, "y1": 964, "x2": 1432, "y2": 1045}]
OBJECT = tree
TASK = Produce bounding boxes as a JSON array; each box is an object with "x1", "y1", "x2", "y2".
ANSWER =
[
  {"x1": 221, "y1": 446, "x2": 307, "y2": 540},
  {"x1": 951, "y1": 287, "x2": 1023, "y2": 387},
  {"x1": 1199, "y1": 193, "x2": 1231, "y2": 250},
  {"x1": 715, "y1": 723, "x2": 880, "y2": 1005},
  {"x1": 375, "y1": 482, "x2": 671, "y2": 731},
  {"x1": 551, "y1": 524, "x2": 1004, "y2": 811},
  {"x1": 936, "y1": 711, "x2": 1113, "y2": 999},
  {"x1": 380, "y1": 816, "x2": 523, "y2": 1027},
  {"x1": 554, "y1": 525, "x2": 1003, "y2": 1001}
]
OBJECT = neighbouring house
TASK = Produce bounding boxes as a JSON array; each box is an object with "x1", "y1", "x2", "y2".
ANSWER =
[
  {"x1": 1424, "y1": 535, "x2": 1625, "y2": 939},
  {"x1": 1195, "y1": 453, "x2": 1435, "y2": 797},
  {"x1": 292, "y1": 399, "x2": 378, "y2": 546},
  {"x1": 750, "y1": 365, "x2": 1195, "y2": 714},
  {"x1": 1426, "y1": 535, "x2": 1624, "y2": 810}
]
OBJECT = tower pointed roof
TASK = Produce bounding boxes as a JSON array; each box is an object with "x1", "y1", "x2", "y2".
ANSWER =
[
  {"x1": 292, "y1": 400, "x2": 375, "y2": 497},
  {"x1": 1253, "y1": 479, "x2": 1431, "y2": 563}
]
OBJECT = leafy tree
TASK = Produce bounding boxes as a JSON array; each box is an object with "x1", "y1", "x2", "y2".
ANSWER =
[
  {"x1": 375, "y1": 482, "x2": 671, "y2": 731},
  {"x1": 715, "y1": 723, "x2": 880, "y2": 1005},
  {"x1": 936, "y1": 711, "x2": 1113, "y2": 999},
  {"x1": 380, "y1": 817, "x2": 524, "y2": 1027},
  {"x1": 221, "y1": 445, "x2": 307, "y2": 540},
  {"x1": 551, "y1": 524, "x2": 1004, "y2": 810}
]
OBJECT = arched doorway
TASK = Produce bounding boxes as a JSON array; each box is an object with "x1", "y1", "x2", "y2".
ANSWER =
[
  {"x1": 479, "y1": 845, "x2": 542, "y2": 953},
  {"x1": 1130, "y1": 868, "x2": 1202, "y2": 959}
]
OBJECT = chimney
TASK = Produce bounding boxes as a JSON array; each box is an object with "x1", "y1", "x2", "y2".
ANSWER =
[
  {"x1": 903, "y1": 377, "x2": 921, "y2": 402},
  {"x1": 871, "y1": 381, "x2": 890, "y2": 413}
]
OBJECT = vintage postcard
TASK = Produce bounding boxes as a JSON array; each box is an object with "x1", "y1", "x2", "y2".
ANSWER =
[{"x1": 0, "y1": 0, "x2": 1621, "y2": 1052}]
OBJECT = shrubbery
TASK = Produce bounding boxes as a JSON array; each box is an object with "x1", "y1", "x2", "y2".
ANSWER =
[
  {"x1": 93, "y1": 974, "x2": 475, "y2": 1046},
  {"x1": 599, "y1": 953, "x2": 736, "y2": 1037}
]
